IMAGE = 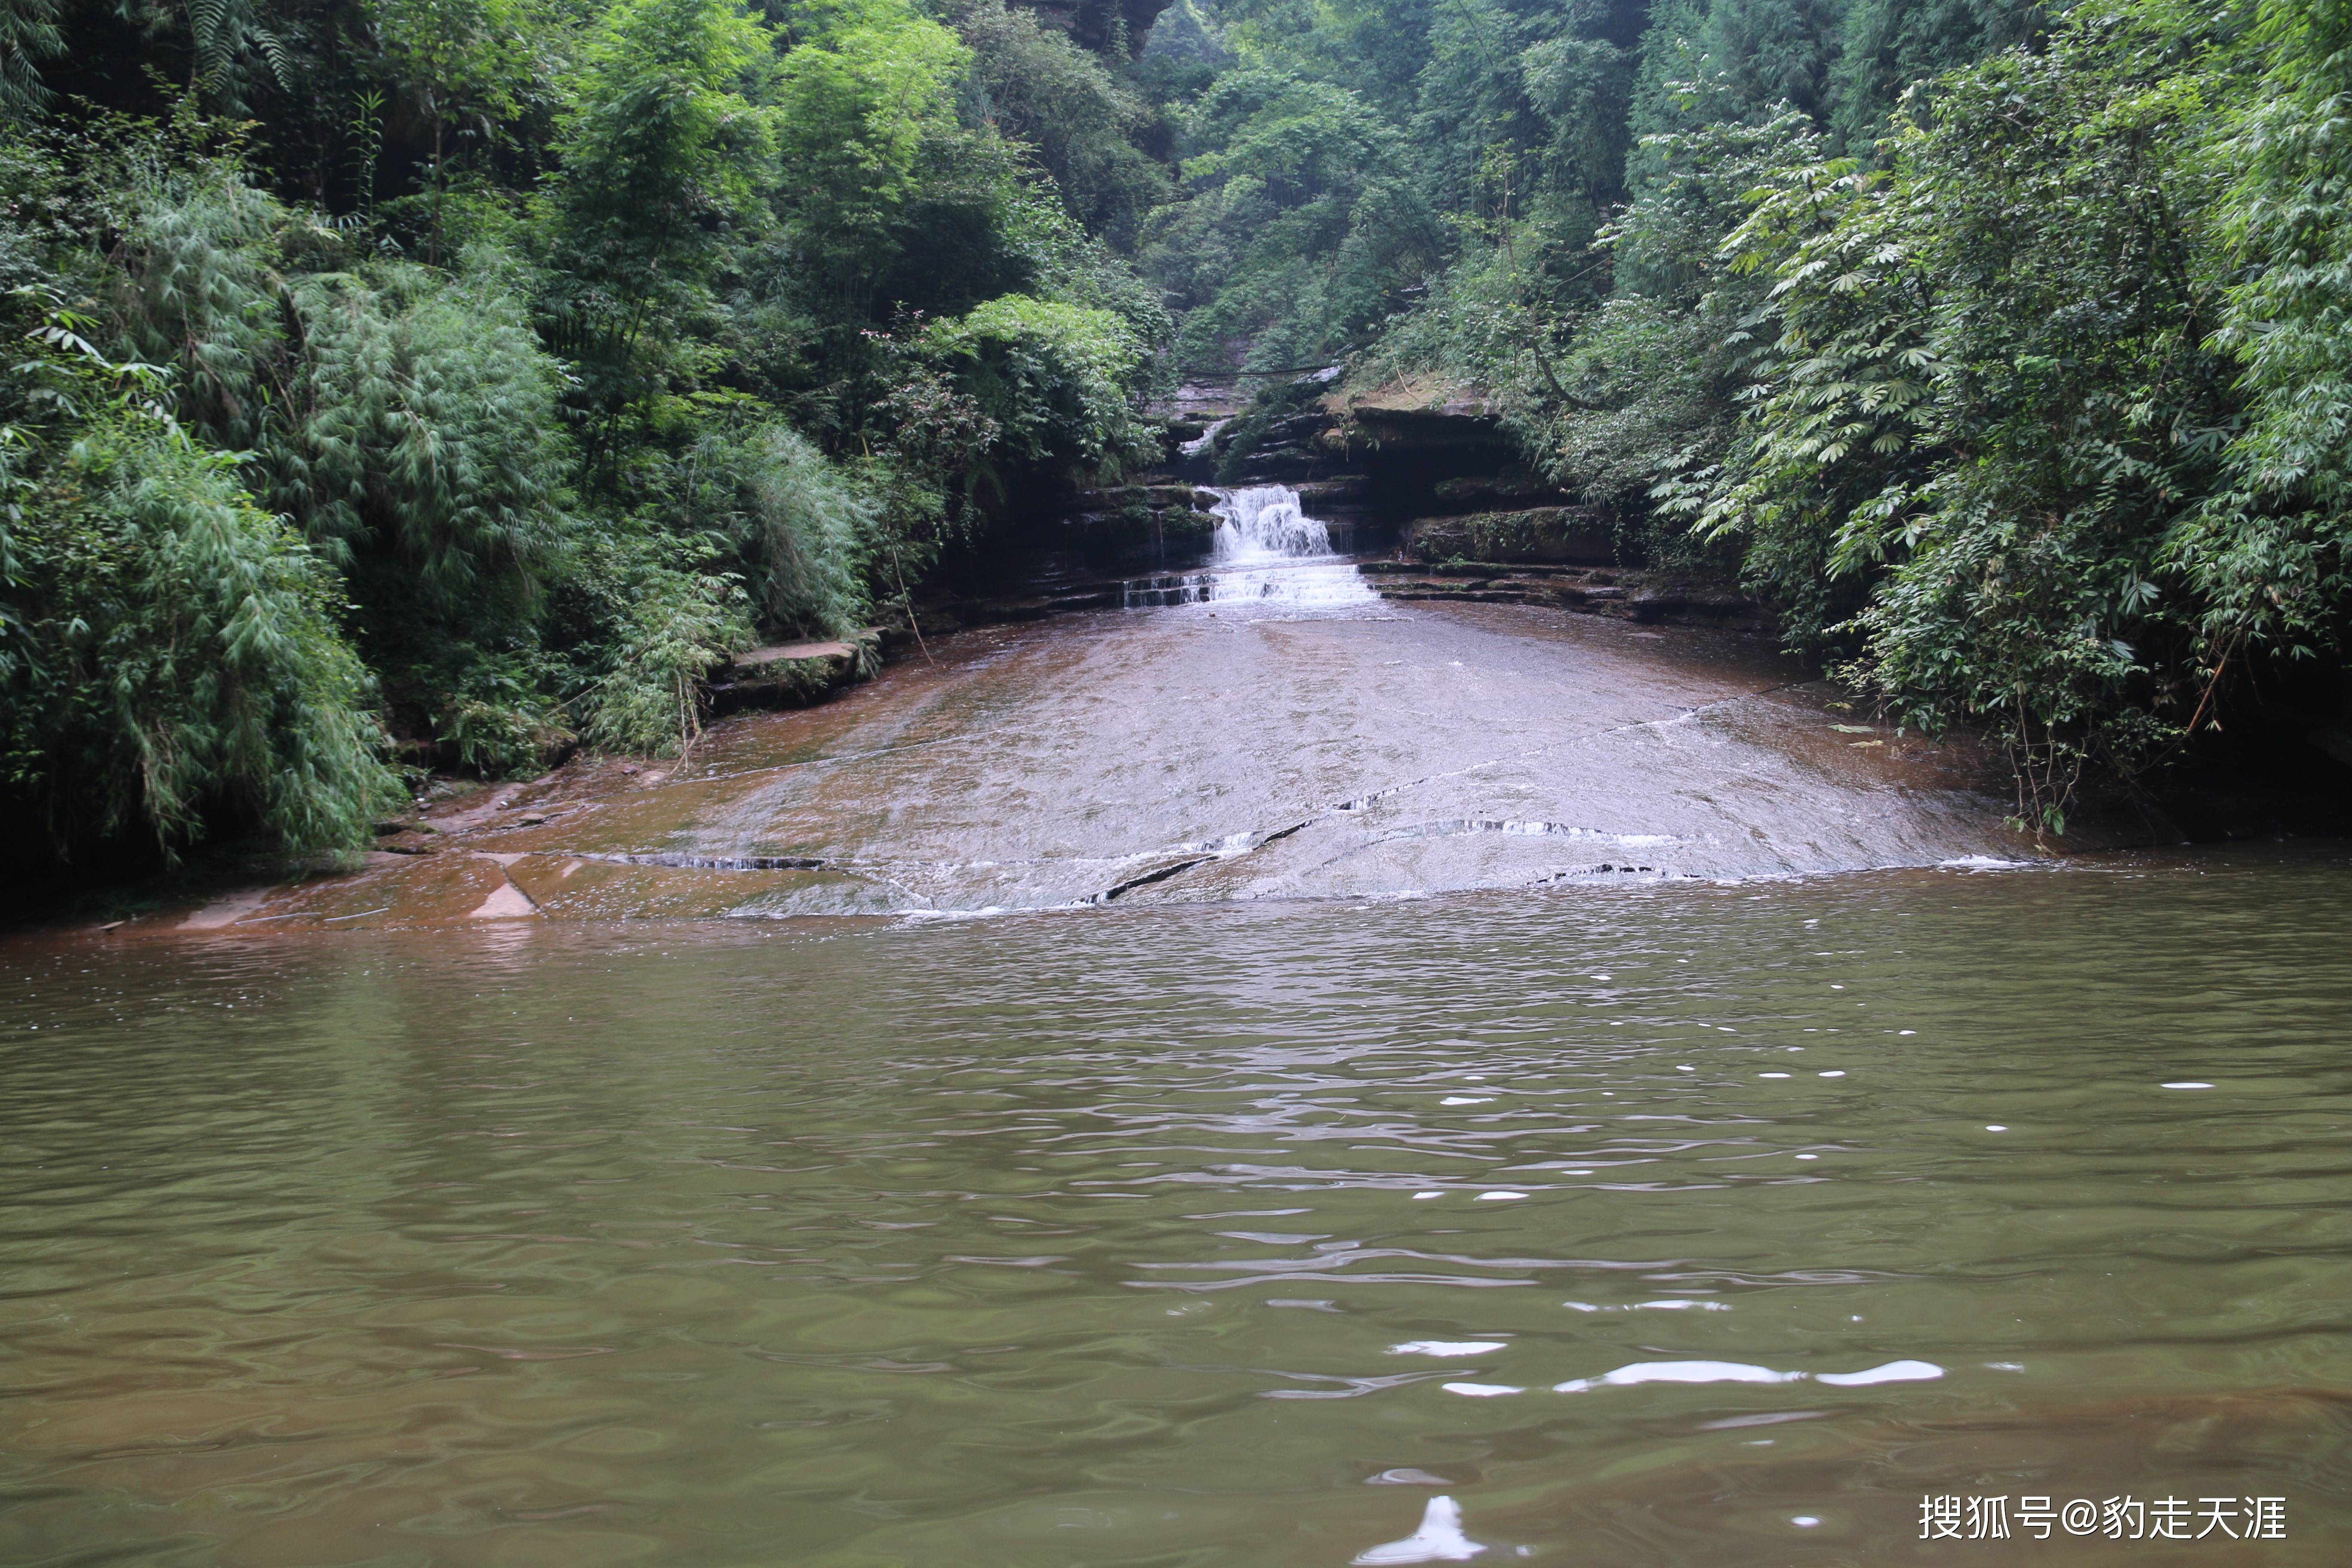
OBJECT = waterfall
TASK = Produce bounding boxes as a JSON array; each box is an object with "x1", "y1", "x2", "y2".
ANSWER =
[
  {"x1": 1211, "y1": 485, "x2": 1335, "y2": 560},
  {"x1": 1179, "y1": 417, "x2": 1231, "y2": 458},
  {"x1": 1122, "y1": 485, "x2": 1375, "y2": 609}
]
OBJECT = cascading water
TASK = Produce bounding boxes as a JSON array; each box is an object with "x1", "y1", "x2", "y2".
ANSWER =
[
  {"x1": 1211, "y1": 485, "x2": 1334, "y2": 560},
  {"x1": 1123, "y1": 484, "x2": 1376, "y2": 608}
]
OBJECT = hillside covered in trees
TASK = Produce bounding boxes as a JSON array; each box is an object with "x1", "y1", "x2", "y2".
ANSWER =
[{"x1": 3, "y1": 0, "x2": 2348, "y2": 874}]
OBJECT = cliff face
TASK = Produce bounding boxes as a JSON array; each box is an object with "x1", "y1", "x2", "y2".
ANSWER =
[{"x1": 1013, "y1": 0, "x2": 1173, "y2": 56}]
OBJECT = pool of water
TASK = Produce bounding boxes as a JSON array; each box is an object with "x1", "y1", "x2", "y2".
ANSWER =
[{"x1": 4, "y1": 848, "x2": 2349, "y2": 1565}]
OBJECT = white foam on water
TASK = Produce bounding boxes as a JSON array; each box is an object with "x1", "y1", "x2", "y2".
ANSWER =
[
  {"x1": 1565, "y1": 1298, "x2": 1731, "y2": 1312},
  {"x1": 1555, "y1": 1357, "x2": 1943, "y2": 1392},
  {"x1": 1556, "y1": 1360, "x2": 1803, "y2": 1392},
  {"x1": 1440, "y1": 1382, "x2": 1522, "y2": 1398},
  {"x1": 1390, "y1": 1341, "x2": 1507, "y2": 1357},
  {"x1": 1354, "y1": 1496, "x2": 1488, "y2": 1564},
  {"x1": 1179, "y1": 416, "x2": 1230, "y2": 457},
  {"x1": 1815, "y1": 1360, "x2": 1944, "y2": 1386}
]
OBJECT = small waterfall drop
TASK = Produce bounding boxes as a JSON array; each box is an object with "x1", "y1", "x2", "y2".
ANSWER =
[
  {"x1": 1211, "y1": 485, "x2": 1334, "y2": 560},
  {"x1": 1124, "y1": 485, "x2": 1375, "y2": 609}
]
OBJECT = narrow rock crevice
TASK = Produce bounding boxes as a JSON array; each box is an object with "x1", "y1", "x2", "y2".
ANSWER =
[
  {"x1": 592, "y1": 852, "x2": 828, "y2": 871},
  {"x1": 1094, "y1": 856, "x2": 1216, "y2": 902}
]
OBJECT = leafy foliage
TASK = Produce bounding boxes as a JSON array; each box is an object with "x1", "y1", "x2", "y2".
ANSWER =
[
  {"x1": 0, "y1": 0, "x2": 62, "y2": 114},
  {"x1": 2173, "y1": 0, "x2": 2352, "y2": 670},
  {"x1": 571, "y1": 522, "x2": 749, "y2": 756},
  {"x1": 945, "y1": 0, "x2": 1168, "y2": 244},
  {"x1": 687, "y1": 421, "x2": 874, "y2": 637},
  {"x1": 0, "y1": 314, "x2": 397, "y2": 863},
  {"x1": 1, "y1": 0, "x2": 1172, "y2": 872},
  {"x1": 1681, "y1": 5, "x2": 2251, "y2": 830},
  {"x1": 925, "y1": 292, "x2": 1155, "y2": 472},
  {"x1": 282, "y1": 255, "x2": 573, "y2": 614},
  {"x1": 772, "y1": 0, "x2": 966, "y2": 294}
]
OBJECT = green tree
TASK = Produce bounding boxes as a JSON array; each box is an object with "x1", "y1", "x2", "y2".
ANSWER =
[
  {"x1": 369, "y1": 0, "x2": 557, "y2": 259},
  {"x1": 2172, "y1": 0, "x2": 2352, "y2": 692},
  {"x1": 1703, "y1": 7, "x2": 2247, "y2": 830},
  {"x1": 772, "y1": 0, "x2": 966, "y2": 301},
  {"x1": 537, "y1": 0, "x2": 780, "y2": 459},
  {"x1": 944, "y1": 0, "x2": 1167, "y2": 244}
]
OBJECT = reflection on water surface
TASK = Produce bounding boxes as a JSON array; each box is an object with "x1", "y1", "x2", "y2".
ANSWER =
[{"x1": 3, "y1": 849, "x2": 2350, "y2": 1565}]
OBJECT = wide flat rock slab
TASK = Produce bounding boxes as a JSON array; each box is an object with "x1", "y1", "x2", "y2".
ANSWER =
[{"x1": 138, "y1": 584, "x2": 2036, "y2": 928}]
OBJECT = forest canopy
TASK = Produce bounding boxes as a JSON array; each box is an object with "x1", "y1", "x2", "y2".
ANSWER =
[{"x1": 3, "y1": 0, "x2": 2349, "y2": 870}]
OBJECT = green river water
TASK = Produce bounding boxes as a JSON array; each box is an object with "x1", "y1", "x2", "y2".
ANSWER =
[{"x1": 4, "y1": 848, "x2": 2349, "y2": 1566}]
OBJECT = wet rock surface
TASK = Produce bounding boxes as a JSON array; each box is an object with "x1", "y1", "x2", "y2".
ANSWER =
[
  {"x1": 137, "y1": 567, "x2": 2041, "y2": 930},
  {"x1": 1360, "y1": 561, "x2": 1767, "y2": 629},
  {"x1": 1052, "y1": 484, "x2": 1224, "y2": 567}
]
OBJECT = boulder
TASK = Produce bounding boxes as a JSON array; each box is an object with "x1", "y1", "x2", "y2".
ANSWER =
[{"x1": 713, "y1": 629, "x2": 883, "y2": 712}]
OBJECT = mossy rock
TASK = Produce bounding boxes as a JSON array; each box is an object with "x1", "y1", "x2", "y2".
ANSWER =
[
  {"x1": 1406, "y1": 507, "x2": 1621, "y2": 565},
  {"x1": 1074, "y1": 483, "x2": 1201, "y2": 512},
  {"x1": 1432, "y1": 469, "x2": 1558, "y2": 505},
  {"x1": 716, "y1": 629, "x2": 882, "y2": 711}
]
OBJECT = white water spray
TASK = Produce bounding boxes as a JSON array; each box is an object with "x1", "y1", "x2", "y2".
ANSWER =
[
  {"x1": 1124, "y1": 484, "x2": 1375, "y2": 607},
  {"x1": 1211, "y1": 485, "x2": 1335, "y2": 560}
]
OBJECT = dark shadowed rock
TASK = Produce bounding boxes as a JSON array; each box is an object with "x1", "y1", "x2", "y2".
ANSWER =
[{"x1": 1406, "y1": 507, "x2": 1622, "y2": 565}]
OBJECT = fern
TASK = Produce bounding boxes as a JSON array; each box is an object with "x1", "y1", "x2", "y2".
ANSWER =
[
  {"x1": 0, "y1": 0, "x2": 62, "y2": 114},
  {"x1": 186, "y1": 0, "x2": 293, "y2": 105}
]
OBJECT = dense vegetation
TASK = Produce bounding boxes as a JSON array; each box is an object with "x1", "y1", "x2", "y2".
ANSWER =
[
  {"x1": 3, "y1": 0, "x2": 2347, "y2": 872},
  {"x1": 1, "y1": 0, "x2": 1173, "y2": 871}
]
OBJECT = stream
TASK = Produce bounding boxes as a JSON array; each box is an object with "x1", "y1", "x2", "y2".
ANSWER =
[{"x1": 4, "y1": 487, "x2": 2349, "y2": 1566}]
